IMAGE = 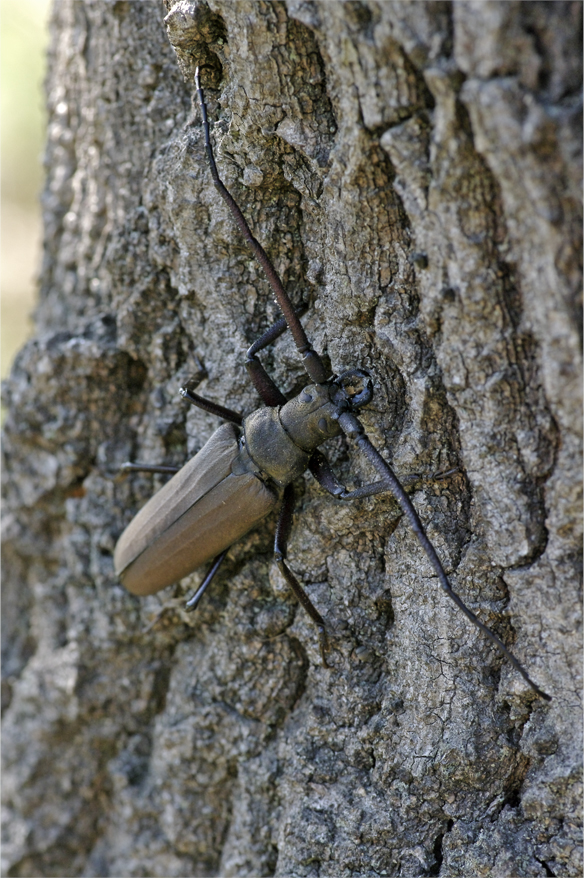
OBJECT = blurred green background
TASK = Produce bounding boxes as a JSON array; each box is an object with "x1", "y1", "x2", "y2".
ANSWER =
[{"x1": 1, "y1": 0, "x2": 51, "y2": 380}]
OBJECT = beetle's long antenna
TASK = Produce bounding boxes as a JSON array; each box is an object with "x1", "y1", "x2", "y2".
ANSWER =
[
  {"x1": 337, "y1": 410, "x2": 551, "y2": 701},
  {"x1": 195, "y1": 68, "x2": 328, "y2": 385}
]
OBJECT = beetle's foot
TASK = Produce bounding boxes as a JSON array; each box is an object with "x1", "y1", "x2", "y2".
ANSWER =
[
  {"x1": 119, "y1": 461, "x2": 180, "y2": 476},
  {"x1": 318, "y1": 626, "x2": 331, "y2": 668},
  {"x1": 185, "y1": 583, "x2": 207, "y2": 612},
  {"x1": 185, "y1": 591, "x2": 203, "y2": 612},
  {"x1": 430, "y1": 467, "x2": 459, "y2": 481},
  {"x1": 398, "y1": 467, "x2": 460, "y2": 491}
]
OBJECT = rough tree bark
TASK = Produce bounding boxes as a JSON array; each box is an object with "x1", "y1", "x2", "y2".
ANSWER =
[{"x1": 2, "y1": 2, "x2": 582, "y2": 876}]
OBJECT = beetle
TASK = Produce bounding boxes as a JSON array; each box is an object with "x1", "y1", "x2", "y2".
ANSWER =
[{"x1": 114, "y1": 69, "x2": 550, "y2": 701}]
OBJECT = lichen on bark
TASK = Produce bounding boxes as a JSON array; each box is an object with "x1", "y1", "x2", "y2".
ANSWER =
[{"x1": 2, "y1": 2, "x2": 582, "y2": 876}]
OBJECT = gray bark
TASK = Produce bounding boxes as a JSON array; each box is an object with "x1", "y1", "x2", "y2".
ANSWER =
[{"x1": 2, "y1": 2, "x2": 581, "y2": 876}]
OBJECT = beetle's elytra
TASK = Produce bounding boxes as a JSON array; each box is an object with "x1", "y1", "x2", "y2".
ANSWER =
[
  {"x1": 114, "y1": 69, "x2": 550, "y2": 701},
  {"x1": 114, "y1": 422, "x2": 279, "y2": 595}
]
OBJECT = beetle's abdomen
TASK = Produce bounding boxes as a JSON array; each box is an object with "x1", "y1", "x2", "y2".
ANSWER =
[{"x1": 114, "y1": 423, "x2": 279, "y2": 596}]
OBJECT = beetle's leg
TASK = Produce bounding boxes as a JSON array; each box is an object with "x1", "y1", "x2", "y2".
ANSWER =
[
  {"x1": 180, "y1": 384, "x2": 243, "y2": 426},
  {"x1": 248, "y1": 308, "x2": 309, "y2": 358},
  {"x1": 120, "y1": 463, "x2": 180, "y2": 475},
  {"x1": 309, "y1": 447, "x2": 389, "y2": 499},
  {"x1": 247, "y1": 341, "x2": 287, "y2": 407},
  {"x1": 247, "y1": 358, "x2": 287, "y2": 407},
  {"x1": 337, "y1": 473, "x2": 458, "y2": 500},
  {"x1": 308, "y1": 449, "x2": 345, "y2": 496},
  {"x1": 334, "y1": 410, "x2": 551, "y2": 701},
  {"x1": 195, "y1": 68, "x2": 328, "y2": 386},
  {"x1": 274, "y1": 483, "x2": 330, "y2": 667},
  {"x1": 184, "y1": 550, "x2": 228, "y2": 612},
  {"x1": 308, "y1": 450, "x2": 453, "y2": 500},
  {"x1": 245, "y1": 309, "x2": 308, "y2": 406}
]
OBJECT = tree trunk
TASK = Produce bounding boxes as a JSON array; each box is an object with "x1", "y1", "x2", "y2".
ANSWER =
[{"x1": 2, "y1": 2, "x2": 581, "y2": 876}]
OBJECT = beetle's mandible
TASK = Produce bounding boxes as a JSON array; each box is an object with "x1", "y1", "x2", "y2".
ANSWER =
[{"x1": 114, "y1": 69, "x2": 550, "y2": 702}]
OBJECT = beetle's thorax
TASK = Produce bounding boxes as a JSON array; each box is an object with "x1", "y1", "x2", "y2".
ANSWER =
[
  {"x1": 242, "y1": 384, "x2": 341, "y2": 486},
  {"x1": 279, "y1": 383, "x2": 342, "y2": 450}
]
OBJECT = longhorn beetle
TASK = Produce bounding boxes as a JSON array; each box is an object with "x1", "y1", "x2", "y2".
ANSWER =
[{"x1": 114, "y1": 69, "x2": 550, "y2": 702}]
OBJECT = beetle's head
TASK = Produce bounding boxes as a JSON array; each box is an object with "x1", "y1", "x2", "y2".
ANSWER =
[{"x1": 331, "y1": 369, "x2": 373, "y2": 412}]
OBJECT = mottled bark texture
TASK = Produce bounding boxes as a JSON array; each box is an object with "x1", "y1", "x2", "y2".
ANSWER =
[{"x1": 2, "y1": 2, "x2": 582, "y2": 876}]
